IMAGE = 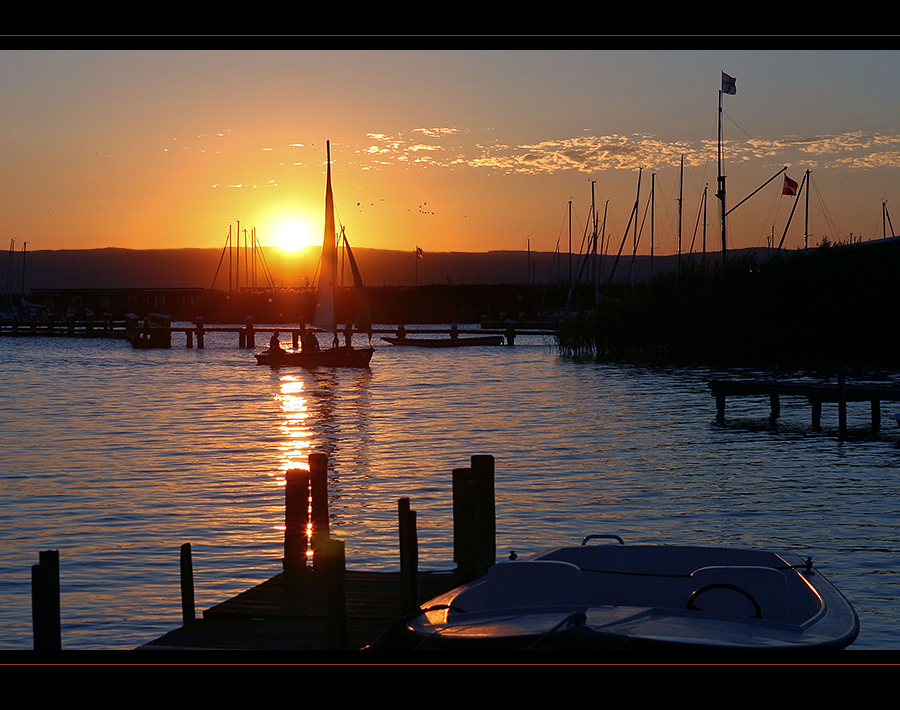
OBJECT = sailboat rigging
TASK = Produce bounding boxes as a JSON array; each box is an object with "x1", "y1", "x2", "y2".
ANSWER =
[{"x1": 255, "y1": 141, "x2": 374, "y2": 368}]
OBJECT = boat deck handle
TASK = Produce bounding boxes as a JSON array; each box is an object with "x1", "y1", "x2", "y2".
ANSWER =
[{"x1": 581, "y1": 534, "x2": 625, "y2": 546}]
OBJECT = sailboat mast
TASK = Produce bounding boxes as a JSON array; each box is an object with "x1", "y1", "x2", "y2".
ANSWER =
[
  {"x1": 678, "y1": 155, "x2": 684, "y2": 272},
  {"x1": 804, "y1": 169, "x2": 810, "y2": 249},
  {"x1": 568, "y1": 200, "x2": 572, "y2": 283},
  {"x1": 717, "y1": 84, "x2": 727, "y2": 260},
  {"x1": 314, "y1": 140, "x2": 337, "y2": 332},
  {"x1": 591, "y1": 180, "x2": 598, "y2": 302},
  {"x1": 650, "y1": 172, "x2": 656, "y2": 279}
]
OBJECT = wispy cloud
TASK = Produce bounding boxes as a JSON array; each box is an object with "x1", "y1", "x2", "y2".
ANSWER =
[{"x1": 359, "y1": 128, "x2": 900, "y2": 175}]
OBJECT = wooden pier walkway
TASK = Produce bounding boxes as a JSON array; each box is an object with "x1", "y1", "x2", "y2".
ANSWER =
[
  {"x1": 709, "y1": 375, "x2": 900, "y2": 436},
  {"x1": 2, "y1": 314, "x2": 555, "y2": 349},
  {"x1": 138, "y1": 569, "x2": 459, "y2": 651},
  {"x1": 130, "y1": 455, "x2": 496, "y2": 652}
]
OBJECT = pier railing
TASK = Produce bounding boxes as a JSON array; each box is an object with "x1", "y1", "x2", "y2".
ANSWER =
[{"x1": 2, "y1": 314, "x2": 555, "y2": 349}]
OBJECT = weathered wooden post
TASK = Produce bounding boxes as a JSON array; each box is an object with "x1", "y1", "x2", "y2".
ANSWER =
[
  {"x1": 398, "y1": 497, "x2": 419, "y2": 614},
  {"x1": 309, "y1": 453, "x2": 330, "y2": 569},
  {"x1": 811, "y1": 398, "x2": 823, "y2": 431},
  {"x1": 292, "y1": 330, "x2": 299, "y2": 349},
  {"x1": 186, "y1": 328, "x2": 194, "y2": 348},
  {"x1": 839, "y1": 370, "x2": 848, "y2": 439},
  {"x1": 769, "y1": 393, "x2": 780, "y2": 423},
  {"x1": 180, "y1": 543, "x2": 196, "y2": 624},
  {"x1": 320, "y1": 538, "x2": 348, "y2": 650},
  {"x1": 32, "y1": 550, "x2": 61, "y2": 651},
  {"x1": 452, "y1": 455, "x2": 496, "y2": 582},
  {"x1": 245, "y1": 317, "x2": 255, "y2": 349},
  {"x1": 284, "y1": 468, "x2": 311, "y2": 572},
  {"x1": 195, "y1": 317, "x2": 205, "y2": 349}
]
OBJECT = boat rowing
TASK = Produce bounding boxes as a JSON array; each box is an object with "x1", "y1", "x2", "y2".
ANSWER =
[{"x1": 255, "y1": 344, "x2": 373, "y2": 368}]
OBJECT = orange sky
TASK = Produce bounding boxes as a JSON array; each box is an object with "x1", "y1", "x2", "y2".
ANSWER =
[{"x1": 4, "y1": 48, "x2": 900, "y2": 258}]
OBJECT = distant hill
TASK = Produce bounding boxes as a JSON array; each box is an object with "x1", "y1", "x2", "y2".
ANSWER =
[{"x1": 5, "y1": 245, "x2": 762, "y2": 292}]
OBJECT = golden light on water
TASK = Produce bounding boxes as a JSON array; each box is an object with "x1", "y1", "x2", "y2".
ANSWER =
[{"x1": 275, "y1": 375, "x2": 313, "y2": 476}]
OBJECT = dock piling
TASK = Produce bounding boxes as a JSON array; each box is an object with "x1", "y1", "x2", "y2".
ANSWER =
[
  {"x1": 309, "y1": 453, "x2": 330, "y2": 567},
  {"x1": 180, "y1": 543, "x2": 196, "y2": 624},
  {"x1": 321, "y1": 538, "x2": 348, "y2": 650},
  {"x1": 284, "y1": 468, "x2": 311, "y2": 572},
  {"x1": 398, "y1": 497, "x2": 419, "y2": 614},
  {"x1": 452, "y1": 454, "x2": 496, "y2": 581},
  {"x1": 32, "y1": 550, "x2": 61, "y2": 651}
]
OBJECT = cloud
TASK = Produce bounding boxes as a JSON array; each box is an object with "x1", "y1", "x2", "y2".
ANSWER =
[{"x1": 356, "y1": 129, "x2": 900, "y2": 175}]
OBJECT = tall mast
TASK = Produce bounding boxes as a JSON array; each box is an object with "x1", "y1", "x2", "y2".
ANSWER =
[
  {"x1": 678, "y1": 154, "x2": 684, "y2": 272},
  {"x1": 650, "y1": 172, "x2": 656, "y2": 279},
  {"x1": 568, "y1": 199, "x2": 572, "y2": 283},
  {"x1": 804, "y1": 169, "x2": 810, "y2": 249},
  {"x1": 314, "y1": 140, "x2": 337, "y2": 331},
  {"x1": 591, "y1": 180, "x2": 597, "y2": 298},
  {"x1": 717, "y1": 72, "x2": 736, "y2": 261}
]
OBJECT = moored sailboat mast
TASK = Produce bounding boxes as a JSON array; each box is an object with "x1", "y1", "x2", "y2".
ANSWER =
[
  {"x1": 314, "y1": 141, "x2": 338, "y2": 336},
  {"x1": 717, "y1": 72, "x2": 736, "y2": 260}
]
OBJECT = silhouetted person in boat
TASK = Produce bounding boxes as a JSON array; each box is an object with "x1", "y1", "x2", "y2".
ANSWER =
[
  {"x1": 344, "y1": 322, "x2": 353, "y2": 348},
  {"x1": 269, "y1": 330, "x2": 284, "y2": 353},
  {"x1": 301, "y1": 328, "x2": 320, "y2": 352}
]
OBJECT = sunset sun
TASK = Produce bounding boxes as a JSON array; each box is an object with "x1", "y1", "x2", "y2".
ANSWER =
[{"x1": 274, "y1": 220, "x2": 316, "y2": 252}]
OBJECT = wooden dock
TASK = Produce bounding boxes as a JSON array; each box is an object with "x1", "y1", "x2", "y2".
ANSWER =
[
  {"x1": 131, "y1": 455, "x2": 497, "y2": 652},
  {"x1": 709, "y1": 374, "x2": 900, "y2": 436},
  {"x1": 3, "y1": 314, "x2": 554, "y2": 349},
  {"x1": 138, "y1": 569, "x2": 460, "y2": 651}
]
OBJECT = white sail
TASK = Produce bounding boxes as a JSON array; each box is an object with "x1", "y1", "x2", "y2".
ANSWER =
[{"x1": 313, "y1": 141, "x2": 337, "y2": 330}]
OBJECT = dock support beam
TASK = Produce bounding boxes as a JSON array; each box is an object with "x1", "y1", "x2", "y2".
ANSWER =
[
  {"x1": 398, "y1": 497, "x2": 419, "y2": 615},
  {"x1": 452, "y1": 455, "x2": 496, "y2": 582},
  {"x1": 180, "y1": 543, "x2": 196, "y2": 624},
  {"x1": 320, "y1": 538, "x2": 348, "y2": 650},
  {"x1": 32, "y1": 550, "x2": 61, "y2": 651},
  {"x1": 283, "y1": 469, "x2": 311, "y2": 572}
]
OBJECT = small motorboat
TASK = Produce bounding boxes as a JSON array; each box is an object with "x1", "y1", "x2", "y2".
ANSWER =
[
  {"x1": 255, "y1": 345, "x2": 373, "y2": 368},
  {"x1": 381, "y1": 335, "x2": 504, "y2": 348},
  {"x1": 390, "y1": 535, "x2": 859, "y2": 650}
]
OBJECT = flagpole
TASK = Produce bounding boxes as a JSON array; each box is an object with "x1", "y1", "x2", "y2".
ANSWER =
[
  {"x1": 804, "y1": 169, "x2": 810, "y2": 249},
  {"x1": 717, "y1": 81, "x2": 727, "y2": 261}
]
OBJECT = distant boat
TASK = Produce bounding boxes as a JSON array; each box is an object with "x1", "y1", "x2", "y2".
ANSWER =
[
  {"x1": 382, "y1": 335, "x2": 504, "y2": 348},
  {"x1": 256, "y1": 141, "x2": 374, "y2": 369},
  {"x1": 256, "y1": 344, "x2": 373, "y2": 368},
  {"x1": 372, "y1": 536, "x2": 860, "y2": 651}
]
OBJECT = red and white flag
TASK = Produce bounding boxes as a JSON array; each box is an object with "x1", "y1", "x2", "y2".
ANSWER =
[
  {"x1": 783, "y1": 175, "x2": 799, "y2": 196},
  {"x1": 416, "y1": 246, "x2": 424, "y2": 259}
]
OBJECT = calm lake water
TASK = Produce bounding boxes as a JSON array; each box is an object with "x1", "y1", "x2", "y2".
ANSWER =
[{"x1": 1, "y1": 326, "x2": 898, "y2": 651}]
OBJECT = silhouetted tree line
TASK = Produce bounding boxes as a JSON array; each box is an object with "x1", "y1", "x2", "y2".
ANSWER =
[{"x1": 557, "y1": 241, "x2": 900, "y2": 371}]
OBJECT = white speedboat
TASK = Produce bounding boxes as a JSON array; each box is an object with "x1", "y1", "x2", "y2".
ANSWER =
[{"x1": 395, "y1": 536, "x2": 859, "y2": 650}]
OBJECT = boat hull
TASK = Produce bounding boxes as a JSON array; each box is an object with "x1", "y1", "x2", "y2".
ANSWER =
[
  {"x1": 381, "y1": 335, "x2": 504, "y2": 348},
  {"x1": 387, "y1": 542, "x2": 859, "y2": 651},
  {"x1": 255, "y1": 346, "x2": 373, "y2": 368}
]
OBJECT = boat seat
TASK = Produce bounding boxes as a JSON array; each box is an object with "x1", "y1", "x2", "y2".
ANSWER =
[
  {"x1": 485, "y1": 560, "x2": 585, "y2": 609},
  {"x1": 687, "y1": 566, "x2": 792, "y2": 623}
]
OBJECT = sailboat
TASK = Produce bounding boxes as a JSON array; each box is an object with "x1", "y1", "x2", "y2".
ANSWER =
[{"x1": 256, "y1": 141, "x2": 374, "y2": 368}]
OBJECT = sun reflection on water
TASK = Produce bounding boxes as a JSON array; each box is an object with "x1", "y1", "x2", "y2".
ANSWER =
[{"x1": 274, "y1": 374, "x2": 313, "y2": 479}]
